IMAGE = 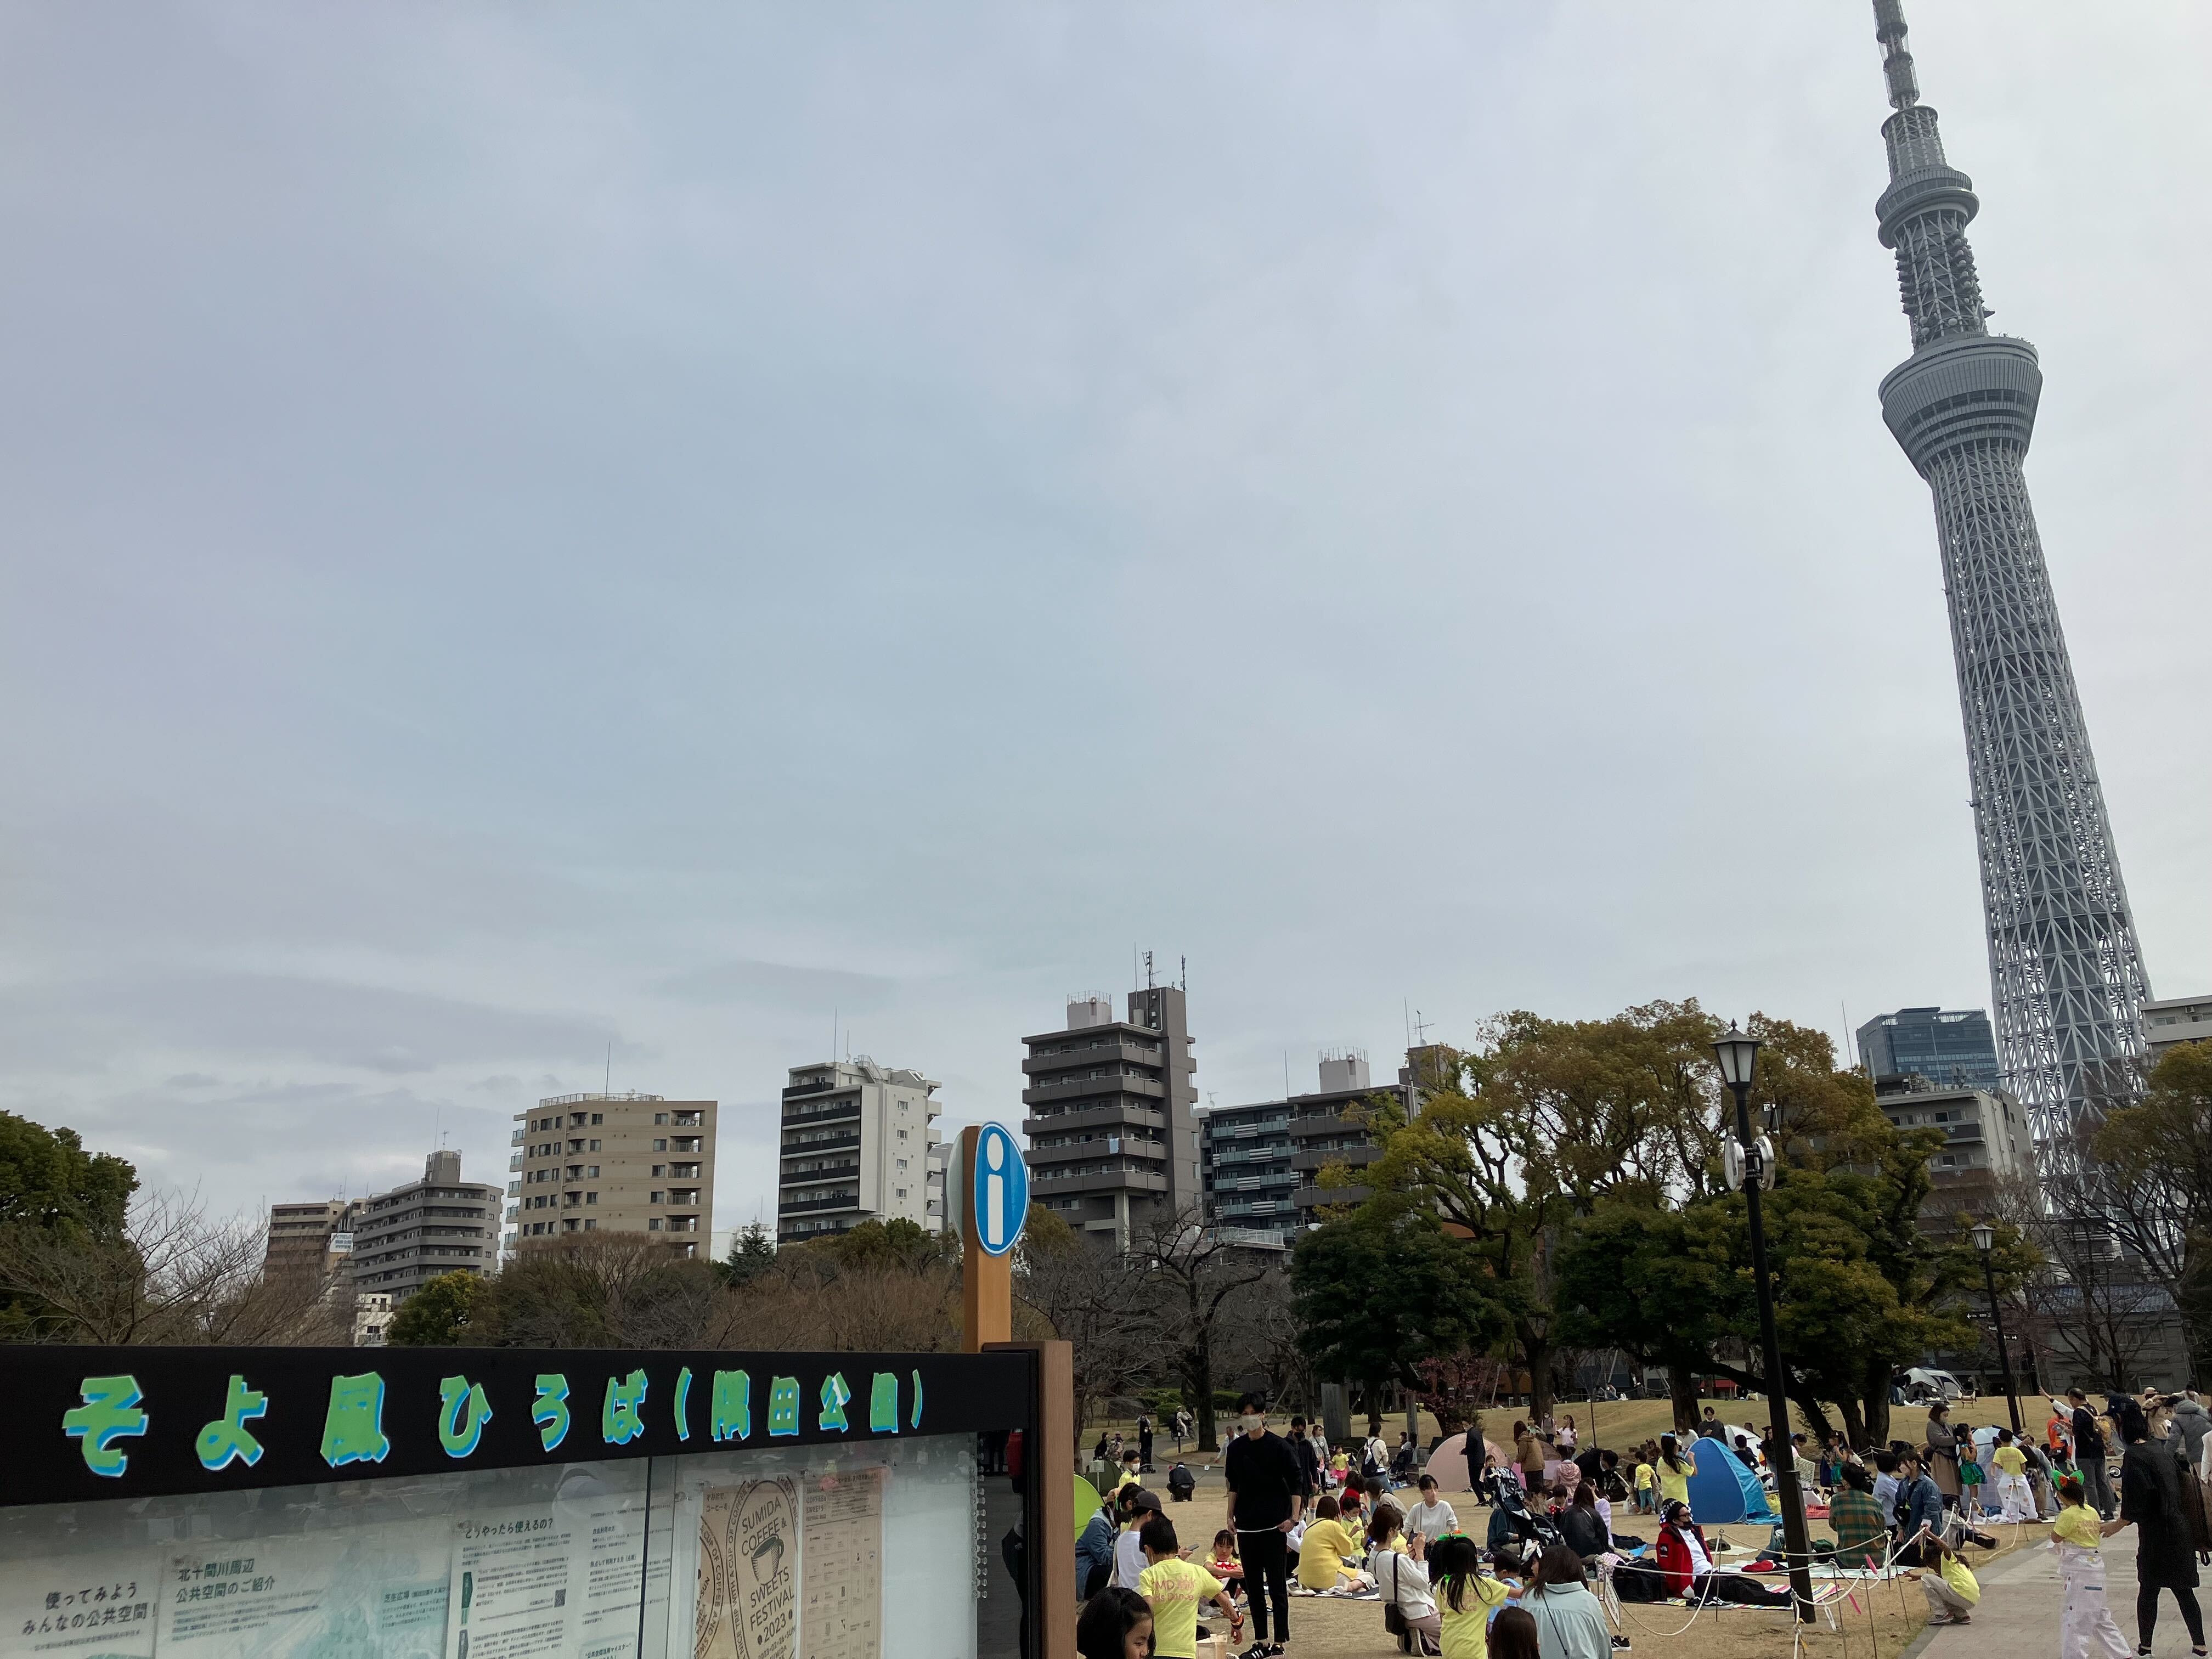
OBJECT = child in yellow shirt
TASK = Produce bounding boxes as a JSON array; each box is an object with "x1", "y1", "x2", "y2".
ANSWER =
[
  {"x1": 1990, "y1": 1427, "x2": 2035, "y2": 1522},
  {"x1": 1427, "y1": 1535, "x2": 1514, "y2": 1659},
  {"x1": 2051, "y1": 1474, "x2": 2131, "y2": 1659},
  {"x1": 1633, "y1": 1458, "x2": 1656, "y2": 1515}
]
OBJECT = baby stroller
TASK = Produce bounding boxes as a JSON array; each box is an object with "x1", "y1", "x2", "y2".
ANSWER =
[{"x1": 1483, "y1": 1466, "x2": 1562, "y2": 1553}]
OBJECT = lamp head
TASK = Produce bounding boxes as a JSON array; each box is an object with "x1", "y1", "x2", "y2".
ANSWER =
[
  {"x1": 1970, "y1": 1221, "x2": 1995, "y2": 1254},
  {"x1": 1712, "y1": 1022, "x2": 1762, "y2": 1089}
]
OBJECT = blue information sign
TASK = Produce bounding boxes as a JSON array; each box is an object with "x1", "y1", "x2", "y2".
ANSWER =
[{"x1": 970, "y1": 1123, "x2": 1028, "y2": 1256}]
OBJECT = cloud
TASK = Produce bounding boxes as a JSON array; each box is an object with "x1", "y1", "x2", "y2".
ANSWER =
[
  {"x1": 655, "y1": 958, "x2": 901, "y2": 1015},
  {"x1": 0, "y1": 972, "x2": 623, "y2": 1076}
]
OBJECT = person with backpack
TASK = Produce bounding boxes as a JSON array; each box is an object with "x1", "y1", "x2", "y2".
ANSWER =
[{"x1": 1368, "y1": 1504, "x2": 1442, "y2": 1655}]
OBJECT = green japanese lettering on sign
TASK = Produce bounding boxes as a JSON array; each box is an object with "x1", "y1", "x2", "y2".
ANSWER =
[
  {"x1": 602, "y1": 1369, "x2": 649, "y2": 1446},
  {"x1": 437, "y1": 1375, "x2": 494, "y2": 1458},
  {"x1": 868, "y1": 1372, "x2": 899, "y2": 1434},
  {"x1": 320, "y1": 1373, "x2": 391, "y2": 1469},
  {"x1": 819, "y1": 1372, "x2": 852, "y2": 1432},
  {"x1": 194, "y1": 1375, "x2": 268, "y2": 1471},
  {"x1": 63, "y1": 1376, "x2": 148, "y2": 1479},
  {"x1": 532, "y1": 1375, "x2": 571, "y2": 1451},
  {"x1": 911, "y1": 1369, "x2": 925, "y2": 1430},
  {"x1": 674, "y1": 1367, "x2": 693, "y2": 1442},
  {"x1": 709, "y1": 1370, "x2": 752, "y2": 1443},
  {"x1": 766, "y1": 1375, "x2": 802, "y2": 1438}
]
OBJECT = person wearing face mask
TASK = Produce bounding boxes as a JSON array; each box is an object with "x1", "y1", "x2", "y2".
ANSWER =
[{"x1": 1226, "y1": 1393, "x2": 1305, "y2": 1659}]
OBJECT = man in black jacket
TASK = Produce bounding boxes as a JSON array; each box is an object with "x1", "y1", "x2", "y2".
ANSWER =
[
  {"x1": 1288, "y1": 1415, "x2": 1322, "y2": 1498},
  {"x1": 2070, "y1": 1389, "x2": 2115, "y2": 1519},
  {"x1": 1227, "y1": 1396, "x2": 1305, "y2": 1659}
]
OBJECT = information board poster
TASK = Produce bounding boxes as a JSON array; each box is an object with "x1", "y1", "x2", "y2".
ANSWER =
[
  {"x1": 153, "y1": 1526, "x2": 450, "y2": 1659},
  {"x1": 694, "y1": 1478, "x2": 797, "y2": 1659},
  {"x1": 0, "y1": 1555, "x2": 160, "y2": 1659},
  {"x1": 800, "y1": 1470, "x2": 882, "y2": 1659},
  {"x1": 443, "y1": 1483, "x2": 646, "y2": 1659}
]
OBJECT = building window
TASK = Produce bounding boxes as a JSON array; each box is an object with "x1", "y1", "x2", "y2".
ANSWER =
[
  {"x1": 652, "y1": 1165, "x2": 667, "y2": 1178},
  {"x1": 653, "y1": 1138, "x2": 667, "y2": 1152},
  {"x1": 584, "y1": 1219, "x2": 596, "y2": 1231},
  {"x1": 591, "y1": 1113, "x2": 603, "y2": 1125},
  {"x1": 654, "y1": 1113, "x2": 669, "y2": 1125},
  {"x1": 586, "y1": 1165, "x2": 600, "y2": 1178},
  {"x1": 589, "y1": 1139, "x2": 601, "y2": 1152},
  {"x1": 651, "y1": 1192, "x2": 666, "y2": 1205},
  {"x1": 648, "y1": 1218, "x2": 663, "y2": 1232},
  {"x1": 586, "y1": 1192, "x2": 598, "y2": 1205}
]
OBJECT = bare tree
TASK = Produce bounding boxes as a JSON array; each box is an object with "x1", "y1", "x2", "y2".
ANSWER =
[
  {"x1": 0, "y1": 1189, "x2": 348, "y2": 1345},
  {"x1": 1131, "y1": 1204, "x2": 1276, "y2": 1452},
  {"x1": 1015, "y1": 1228, "x2": 1164, "y2": 1424}
]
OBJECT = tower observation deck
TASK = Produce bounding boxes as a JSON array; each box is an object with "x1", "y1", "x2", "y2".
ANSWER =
[{"x1": 1866, "y1": 1, "x2": 2151, "y2": 1161}]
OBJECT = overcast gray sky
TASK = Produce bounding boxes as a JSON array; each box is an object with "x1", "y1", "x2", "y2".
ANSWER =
[{"x1": 4, "y1": 2, "x2": 2205, "y2": 1252}]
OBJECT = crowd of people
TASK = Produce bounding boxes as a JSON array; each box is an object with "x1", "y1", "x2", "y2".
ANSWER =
[{"x1": 1072, "y1": 1385, "x2": 2212, "y2": 1659}]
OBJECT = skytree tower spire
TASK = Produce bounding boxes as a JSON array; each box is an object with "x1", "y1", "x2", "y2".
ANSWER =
[{"x1": 1867, "y1": 0, "x2": 2151, "y2": 1161}]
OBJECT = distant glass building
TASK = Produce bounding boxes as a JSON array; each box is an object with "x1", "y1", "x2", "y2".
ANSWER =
[{"x1": 1857, "y1": 1007, "x2": 2002, "y2": 1092}]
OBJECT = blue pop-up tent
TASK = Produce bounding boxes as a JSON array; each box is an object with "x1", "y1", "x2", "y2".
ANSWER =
[{"x1": 1688, "y1": 1443, "x2": 1775, "y2": 1525}]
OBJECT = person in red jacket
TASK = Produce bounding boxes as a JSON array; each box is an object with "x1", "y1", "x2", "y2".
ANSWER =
[{"x1": 1654, "y1": 1503, "x2": 1796, "y2": 1607}]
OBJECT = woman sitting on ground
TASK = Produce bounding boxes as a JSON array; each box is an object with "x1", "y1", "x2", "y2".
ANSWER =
[
  {"x1": 1295, "y1": 1495, "x2": 1372, "y2": 1594},
  {"x1": 1522, "y1": 1545, "x2": 1615, "y2": 1659},
  {"x1": 1654, "y1": 1502, "x2": 1797, "y2": 1608},
  {"x1": 1367, "y1": 1503, "x2": 1442, "y2": 1655},
  {"x1": 1558, "y1": 1483, "x2": 1611, "y2": 1562}
]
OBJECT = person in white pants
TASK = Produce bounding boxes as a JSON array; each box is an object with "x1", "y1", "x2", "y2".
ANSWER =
[
  {"x1": 2053, "y1": 1475, "x2": 2132, "y2": 1659},
  {"x1": 1991, "y1": 1429, "x2": 2037, "y2": 1522}
]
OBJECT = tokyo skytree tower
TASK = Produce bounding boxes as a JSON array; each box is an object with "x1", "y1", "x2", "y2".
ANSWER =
[{"x1": 1866, "y1": 1, "x2": 2151, "y2": 1158}]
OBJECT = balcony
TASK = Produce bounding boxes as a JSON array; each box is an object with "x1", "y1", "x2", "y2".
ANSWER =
[
  {"x1": 1293, "y1": 1182, "x2": 1372, "y2": 1211},
  {"x1": 783, "y1": 1159, "x2": 861, "y2": 1186},
  {"x1": 779, "y1": 1192, "x2": 863, "y2": 1216},
  {"x1": 783, "y1": 1097, "x2": 861, "y2": 1126},
  {"x1": 1291, "y1": 1143, "x2": 1379, "y2": 1174},
  {"x1": 667, "y1": 1162, "x2": 702, "y2": 1179},
  {"x1": 1022, "y1": 1071, "x2": 1165, "y2": 1109},
  {"x1": 670, "y1": 1137, "x2": 702, "y2": 1153},
  {"x1": 666, "y1": 1189, "x2": 701, "y2": 1207},
  {"x1": 1021, "y1": 1039, "x2": 1164, "y2": 1077},
  {"x1": 1022, "y1": 1102, "x2": 1166, "y2": 1137},
  {"x1": 782, "y1": 1078, "x2": 842, "y2": 1099},
  {"x1": 783, "y1": 1129, "x2": 860, "y2": 1157},
  {"x1": 1029, "y1": 1166, "x2": 1169, "y2": 1197}
]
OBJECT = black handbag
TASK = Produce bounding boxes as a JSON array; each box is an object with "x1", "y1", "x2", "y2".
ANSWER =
[{"x1": 1383, "y1": 1553, "x2": 1408, "y2": 1638}]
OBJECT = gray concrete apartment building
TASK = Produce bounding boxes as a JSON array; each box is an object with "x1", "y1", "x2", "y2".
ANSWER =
[
  {"x1": 509, "y1": 1092, "x2": 718, "y2": 1257},
  {"x1": 777, "y1": 1058, "x2": 945, "y2": 1245},
  {"x1": 1872, "y1": 1075, "x2": 2033, "y2": 1210},
  {"x1": 2143, "y1": 994, "x2": 2212, "y2": 1057},
  {"x1": 1022, "y1": 985, "x2": 1199, "y2": 1249},
  {"x1": 350, "y1": 1150, "x2": 503, "y2": 1301}
]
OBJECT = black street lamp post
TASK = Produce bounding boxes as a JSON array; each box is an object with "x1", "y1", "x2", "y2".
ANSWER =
[
  {"x1": 1712, "y1": 1022, "x2": 1815, "y2": 1623},
  {"x1": 1970, "y1": 1222, "x2": 2024, "y2": 1436}
]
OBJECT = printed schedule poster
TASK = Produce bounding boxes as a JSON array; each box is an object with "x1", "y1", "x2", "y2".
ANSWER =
[
  {"x1": 444, "y1": 1494, "x2": 646, "y2": 1659},
  {"x1": 153, "y1": 1528, "x2": 451, "y2": 1659},
  {"x1": 695, "y1": 1479, "x2": 798, "y2": 1659},
  {"x1": 0, "y1": 1555, "x2": 160, "y2": 1659},
  {"x1": 800, "y1": 1471, "x2": 883, "y2": 1659}
]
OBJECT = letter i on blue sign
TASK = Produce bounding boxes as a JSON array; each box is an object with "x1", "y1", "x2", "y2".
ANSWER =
[{"x1": 973, "y1": 1124, "x2": 1028, "y2": 1256}]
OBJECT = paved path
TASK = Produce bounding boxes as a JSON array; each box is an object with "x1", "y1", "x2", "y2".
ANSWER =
[{"x1": 1901, "y1": 1525, "x2": 2172, "y2": 1659}]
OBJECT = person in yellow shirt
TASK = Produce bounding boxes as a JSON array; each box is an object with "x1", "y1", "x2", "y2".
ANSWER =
[
  {"x1": 1295, "y1": 1496, "x2": 1369, "y2": 1592},
  {"x1": 1990, "y1": 1427, "x2": 2036, "y2": 1521},
  {"x1": 1427, "y1": 1534, "x2": 1514, "y2": 1659},
  {"x1": 2051, "y1": 1474, "x2": 2132, "y2": 1659},
  {"x1": 1908, "y1": 1536, "x2": 1980, "y2": 1627},
  {"x1": 1633, "y1": 1455, "x2": 1657, "y2": 1515},
  {"x1": 1135, "y1": 1516, "x2": 1240, "y2": 1659},
  {"x1": 1655, "y1": 1434, "x2": 1696, "y2": 1510}
]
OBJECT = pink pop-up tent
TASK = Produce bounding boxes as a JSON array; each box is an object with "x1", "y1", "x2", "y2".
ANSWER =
[{"x1": 1419, "y1": 1432, "x2": 1508, "y2": 1494}]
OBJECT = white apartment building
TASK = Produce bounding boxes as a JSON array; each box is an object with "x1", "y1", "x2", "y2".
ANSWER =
[
  {"x1": 777, "y1": 1058, "x2": 944, "y2": 1245},
  {"x1": 507, "y1": 1092, "x2": 718, "y2": 1259}
]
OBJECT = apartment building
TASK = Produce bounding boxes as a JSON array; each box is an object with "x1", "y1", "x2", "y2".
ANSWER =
[
  {"x1": 350, "y1": 1151, "x2": 502, "y2": 1301},
  {"x1": 1285, "y1": 1046, "x2": 1446, "y2": 1230},
  {"x1": 1198, "y1": 1097, "x2": 1296, "y2": 1246},
  {"x1": 264, "y1": 1198, "x2": 356, "y2": 1274},
  {"x1": 2143, "y1": 994, "x2": 2212, "y2": 1058},
  {"x1": 1022, "y1": 985, "x2": 1199, "y2": 1250},
  {"x1": 1873, "y1": 1076, "x2": 2033, "y2": 1207},
  {"x1": 508, "y1": 1091, "x2": 718, "y2": 1258},
  {"x1": 777, "y1": 1058, "x2": 944, "y2": 1245}
]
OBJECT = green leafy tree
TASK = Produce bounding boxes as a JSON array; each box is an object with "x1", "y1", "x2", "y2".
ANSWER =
[
  {"x1": 1293, "y1": 1200, "x2": 1509, "y2": 1426},
  {"x1": 2094, "y1": 1043, "x2": 2212, "y2": 1379},
  {"x1": 388, "y1": 1270, "x2": 487, "y2": 1346},
  {"x1": 1555, "y1": 1199, "x2": 1734, "y2": 1431},
  {"x1": 0, "y1": 1112, "x2": 138, "y2": 1235}
]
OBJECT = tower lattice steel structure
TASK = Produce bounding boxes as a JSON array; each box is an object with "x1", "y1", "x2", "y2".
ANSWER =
[{"x1": 1866, "y1": 1, "x2": 2151, "y2": 1157}]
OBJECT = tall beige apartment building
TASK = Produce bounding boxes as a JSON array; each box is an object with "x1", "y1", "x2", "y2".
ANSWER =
[{"x1": 507, "y1": 1091, "x2": 717, "y2": 1259}]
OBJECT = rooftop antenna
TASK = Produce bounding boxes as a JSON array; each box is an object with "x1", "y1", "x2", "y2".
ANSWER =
[
  {"x1": 1284, "y1": 1050, "x2": 1291, "y2": 1098},
  {"x1": 1144, "y1": 950, "x2": 1155, "y2": 990},
  {"x1": 1412, "y1": 1009, "x2": 1434, "y2": 1047},
  {"x1": 605, "y1": 1041, "x2": 612, "y2": 1096},
  {"x1": 1180, "y1": 955, "x2": 1187, "y2": 992}
]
